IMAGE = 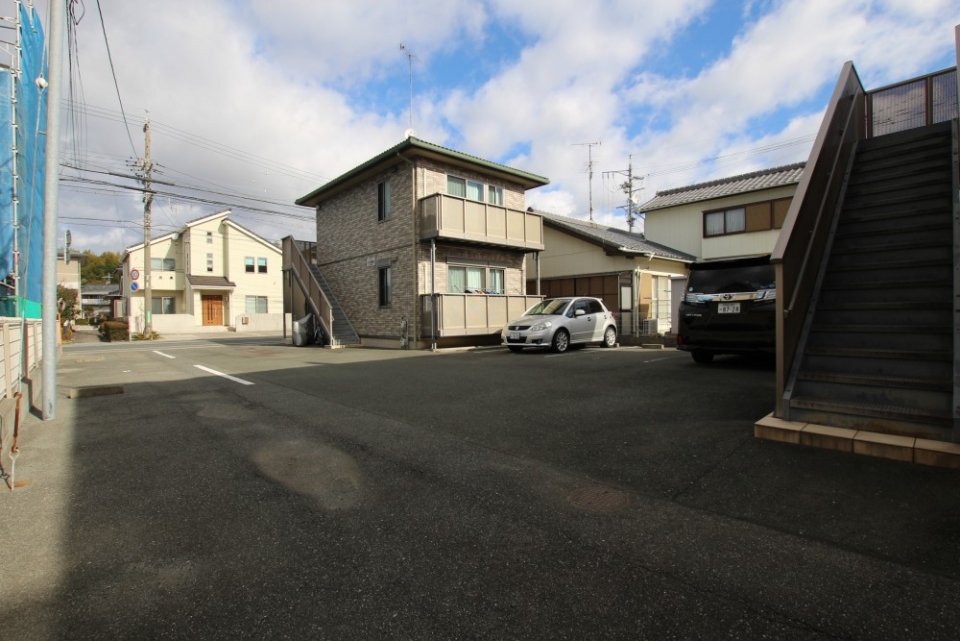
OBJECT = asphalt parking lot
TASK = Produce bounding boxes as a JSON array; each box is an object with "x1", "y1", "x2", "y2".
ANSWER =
[{"x1": 2, "y1": 336, "x2": 959, "y2": 639}]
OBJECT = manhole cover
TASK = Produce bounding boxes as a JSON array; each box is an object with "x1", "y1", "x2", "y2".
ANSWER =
[{"x1": 567, "y1": 486, "x2": 631, "y2": 514}]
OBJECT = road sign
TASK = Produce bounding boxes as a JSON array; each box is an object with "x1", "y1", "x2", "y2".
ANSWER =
[
  {"x1": 131, "y1": 269, "x2": 140, "y2": 280},
  {"x1": 131, "y1": 282, "x2": 139, "y2": 292}
]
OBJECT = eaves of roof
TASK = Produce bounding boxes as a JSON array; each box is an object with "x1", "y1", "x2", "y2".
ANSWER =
[
  {"x1": 536, "y1": 210, "x2": 696, "y2": 263},
  {"x1": 296, "y1": 137, "x2": 550, "y2": 207}
]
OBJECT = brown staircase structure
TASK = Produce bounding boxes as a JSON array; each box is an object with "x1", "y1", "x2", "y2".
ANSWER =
[{"x1": 763, "y1": 55, "x2": 960, "y2": 459}]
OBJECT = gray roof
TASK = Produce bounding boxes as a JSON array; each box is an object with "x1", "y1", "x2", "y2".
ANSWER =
[
  {"x1": 535, "y1": 210, "x2": 696, "y2": 263},
  {"x1": 187, "y1": 275, "x2": 236, "y2": 289},
  {"x1": 83, "y1": 284, "x2": 121, "y2": 296},
  {"x1": 640, "y1": 162, "x2": 805, "y2": 212}
]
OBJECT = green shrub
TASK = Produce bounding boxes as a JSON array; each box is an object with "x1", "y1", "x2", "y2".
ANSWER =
[
  {"x1": 132, "y1": 331, "x2": 161, "y2": 341},
  {"x1": 101, "y1": 320, "x2": 130, "y2": 342}
]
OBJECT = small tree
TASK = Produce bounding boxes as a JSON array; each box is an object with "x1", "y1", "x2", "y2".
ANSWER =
[{"x1": 57, "y1": 284, "x2": 79, "y2": 322}]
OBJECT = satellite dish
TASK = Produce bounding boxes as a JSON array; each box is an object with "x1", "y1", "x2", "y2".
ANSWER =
[{"x1": 404, "y1": 128, "x2": 416, "y2": 139}]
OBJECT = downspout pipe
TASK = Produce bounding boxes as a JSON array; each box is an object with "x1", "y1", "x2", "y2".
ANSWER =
[{"x1": 431, "y1": 238, "x2": 436, "y2": 351}]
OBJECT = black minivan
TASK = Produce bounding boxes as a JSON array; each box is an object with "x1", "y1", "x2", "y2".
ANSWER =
[{"x1": 677, "y1": 255, "x2": 776, "y2": 363}]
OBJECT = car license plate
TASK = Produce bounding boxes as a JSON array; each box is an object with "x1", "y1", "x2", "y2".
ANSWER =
[
  {"x1": 509, "y1": 332, "x2": 520, "y2": 340},
  {"x1": 718, "y1": 302, "x2": 740, "y2": 314}
]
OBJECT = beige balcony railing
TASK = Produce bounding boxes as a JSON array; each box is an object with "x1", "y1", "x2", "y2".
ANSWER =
[
  {"x1": 423, "y1": 293, "x2": 542, "y2": 337},
  {"x1": 420, "y1": 194, "x2": 544, "y2": 250}
]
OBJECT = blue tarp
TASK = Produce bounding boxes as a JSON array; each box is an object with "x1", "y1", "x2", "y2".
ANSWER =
[{"x1": 0, "y1": 3, "x2": 47, "y2": 318}]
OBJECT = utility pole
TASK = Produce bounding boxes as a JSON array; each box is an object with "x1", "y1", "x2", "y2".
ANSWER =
[
  {"x1": 41, "y1": 0, "x2": 65, "y2": 420},
  {"x1": 603, "y1": 155, "x2": 644, "y2": 232},
  {"x1": 572, "y1": 142, "x2": 601, "y2": 221},
  {"x1": 136, "y1": 113, "x2": 154, "y2": 335}
]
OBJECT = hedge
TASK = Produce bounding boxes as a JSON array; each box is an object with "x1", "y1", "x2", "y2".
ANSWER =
[{"x1": 101, "y1": 320, "x2": 129, "y2": 342}]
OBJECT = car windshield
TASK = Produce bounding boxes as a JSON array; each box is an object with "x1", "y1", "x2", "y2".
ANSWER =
[
  {"x1": 687, "y1": 264, "x2": 775, "y2": 294},
  {"x1": 524, "y1": 299, "x2": 571, "y2": 316}
]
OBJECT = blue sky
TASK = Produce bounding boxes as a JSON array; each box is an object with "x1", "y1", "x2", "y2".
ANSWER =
[{"x1": 45, "y1": 0, "x2": 960, "y2": 254}]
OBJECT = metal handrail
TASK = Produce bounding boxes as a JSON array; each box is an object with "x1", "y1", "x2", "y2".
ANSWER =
[{"x1": 282, "y1": 236, "x2": 334, "y2": 343}]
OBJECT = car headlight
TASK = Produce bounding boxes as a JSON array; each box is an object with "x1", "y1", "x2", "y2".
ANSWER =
[{"x1": 529, "y1": 321, "x2": 552, "y2": 332}]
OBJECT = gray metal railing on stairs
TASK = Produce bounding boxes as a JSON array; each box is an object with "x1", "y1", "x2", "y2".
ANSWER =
[{"x1": 282, "y1": 236, "x2": 334, "y2": 345}]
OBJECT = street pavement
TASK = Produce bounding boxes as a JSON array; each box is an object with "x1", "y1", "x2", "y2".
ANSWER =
[{"x1": 1, "y1": 337, "x2": 958, "y2": 640}]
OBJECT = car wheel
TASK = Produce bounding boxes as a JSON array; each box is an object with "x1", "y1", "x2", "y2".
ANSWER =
[
  {"x1": 508, "y1": 346, "x2": 523, "y2": 353},
  {"x1": 551, "y1": 329, "x2": 570, "y2": 353},
  {"x1": 601, "y1": 326, "x2": 616, "y2": 348},
  {"x1": 691, "y1": 349, "x2": 714, "y2": 364}
]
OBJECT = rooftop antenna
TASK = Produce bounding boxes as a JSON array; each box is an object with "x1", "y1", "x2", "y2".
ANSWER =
[
  {"x1": 572, "y1": 141, "x2": 601, "y2": 221},
  {"x1": 399, "y1": 43, "x2": 418, "y2": 136}
]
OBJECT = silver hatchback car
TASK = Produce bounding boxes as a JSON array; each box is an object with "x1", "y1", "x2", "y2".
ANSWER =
[{"x1": 502, "y1": 297, "x2": 617, "y2": 353}]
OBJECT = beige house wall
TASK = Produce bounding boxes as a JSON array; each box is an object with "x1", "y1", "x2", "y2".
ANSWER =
[{"x1": 643, "y1": 184, "x2": 797, "y2": 260}]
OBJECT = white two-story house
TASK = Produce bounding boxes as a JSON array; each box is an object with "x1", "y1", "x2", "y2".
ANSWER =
[{"x1": 120, "y1": 210, "x2": 283, "y2": 334}]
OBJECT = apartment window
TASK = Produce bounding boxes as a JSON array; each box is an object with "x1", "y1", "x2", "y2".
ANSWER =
[
  {"x1": 489, "y1": 268, "x2": 505, "y2": 294},
  {"x1": 257, "y1": 257, "x2": 268, "y2": 274},
  {"x1": 206, "y1": 253, "x2": 214, "y2": 273},
  {"x1": 703, "y1": 197, "x2": 792, "y2": 238},
  {"x1": 378, "y1": 266, "x2": 392, "y2": 306},
  {"x1": 206, "y1": 231, "x2": 213, "y2": 244},
  {"x1": 377, "y1": 180, "x2": 391, "y2": 221},
  {"x1": 245, "y1": 257, "x2": 255, "y2": 273},
  {"x1": 151, "y1": 296, "x2": 175, "y2": 315},
  {"x1": 448, "y1": 265, "x2": 485, "y2": 293},
  {"x1": 704, "y1": 207, "x2": 745, "y2": 237},
  {"x1": 150, "y1": 258, "x2": 175, "y2": 271},
  {"x1": 447, "y1": 176, "x2": 484, "y2": 202},
  {"x1": 245, "y1": 296, "x2": 268, "y2": 314},
  {"x1": 488, "y1": 185, "x2": 504, "y2": 206}
]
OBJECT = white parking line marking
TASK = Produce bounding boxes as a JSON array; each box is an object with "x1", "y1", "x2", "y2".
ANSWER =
[
  {"x1": 194, "y1": 364, "x2": 254, "y2": 386},
  {"x1": 153, "y1": 351, "x2": 175, "y2": 359}
]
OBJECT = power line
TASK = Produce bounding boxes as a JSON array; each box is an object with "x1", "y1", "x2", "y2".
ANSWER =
[{"x1": 92, "y1": 0, "x2": 137, "y2": 156}]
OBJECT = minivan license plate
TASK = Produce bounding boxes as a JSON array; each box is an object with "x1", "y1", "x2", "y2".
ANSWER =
[{"x1": 718, "y1": 302, "x2": 740, "y2": 314}]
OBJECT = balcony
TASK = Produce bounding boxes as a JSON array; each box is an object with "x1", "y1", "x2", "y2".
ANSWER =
[
  {"x1": 422, "y1": 293, "x2": 542, "y2": 337},
  {"x1": 420, "y1": 194, "x2": 544, "y2": 251}
]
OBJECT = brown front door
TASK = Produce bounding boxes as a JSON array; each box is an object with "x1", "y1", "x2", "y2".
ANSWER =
[{"x1": 201, "y1": 295, "x2": 223, "y2": 326}]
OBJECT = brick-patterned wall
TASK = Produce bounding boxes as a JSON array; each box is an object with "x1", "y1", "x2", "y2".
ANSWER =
[{"x1": 314, "y1": 154, "x2": 535, "y2": 342}]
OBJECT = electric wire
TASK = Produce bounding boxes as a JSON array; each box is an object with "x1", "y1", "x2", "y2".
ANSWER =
[{"x1": 92, "y1": 0, "x2": 137, "y2": 157}]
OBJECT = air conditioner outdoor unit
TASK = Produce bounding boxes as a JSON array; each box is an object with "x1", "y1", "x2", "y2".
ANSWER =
[{"x1": 641, "y1": 318, "x2": 657, "y2": 336}]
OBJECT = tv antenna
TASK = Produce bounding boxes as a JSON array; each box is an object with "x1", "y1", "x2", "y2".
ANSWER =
[
  {"x1": 399, "y1": 43, "x2": 418, "y2": 134},
  {"x1": 572, "y1": 141, "x2": 601, "y2": 221}
]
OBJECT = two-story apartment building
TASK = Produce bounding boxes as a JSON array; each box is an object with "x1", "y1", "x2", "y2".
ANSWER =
[
  {"x1": 121, "y1": 210, "x2": 283, "y2": 334},
  {"x1": 293, "y1": 136, "x2": 550, "y2": 349}
]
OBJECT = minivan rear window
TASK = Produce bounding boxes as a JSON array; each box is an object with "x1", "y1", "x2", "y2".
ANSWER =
[{"x1": 687, "y1": 260, "x2": 775, "y2": 294}]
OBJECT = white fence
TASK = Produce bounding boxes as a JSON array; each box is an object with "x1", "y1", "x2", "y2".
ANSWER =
[{"x1": 0, "y1": 317, "x2": 43, "y2": 402}]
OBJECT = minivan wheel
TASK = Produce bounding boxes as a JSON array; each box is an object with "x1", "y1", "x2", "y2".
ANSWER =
[
  {"x1": 551, "y1": 329, "x2": 570, "y2": 353},
  {"x1": 601, "y1": 326, "x2": 616, "y2": 348},
  {"x1": 508, "y1": 346, "x2": 524, "y2": 353},
  {"x1": 691, "y1": 349, "x2": 714, "y2": 364}
]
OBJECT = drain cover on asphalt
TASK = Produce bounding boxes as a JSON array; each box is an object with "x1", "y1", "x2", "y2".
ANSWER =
[{"x1": 567, "y1": 486, "x2": 631, "y2": 514}]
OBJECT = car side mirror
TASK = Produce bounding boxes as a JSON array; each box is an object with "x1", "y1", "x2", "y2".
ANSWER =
[{"x1": 575, "y1": 309, "x2": 585, "y2": 317}]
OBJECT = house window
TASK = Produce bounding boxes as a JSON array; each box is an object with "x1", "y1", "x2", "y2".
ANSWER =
[
  {"x1": 489, "y1": 268, "x2": 505, "y2": 294},
  {"x1": 257, "y1": 257, "x2": 267, "y2": 274},
  {"x1": 245, "y1": 257, "x2": 255, "y2": 273},
  {"x1": 378, "y1": 266, "x2": 392, "y2": 306},
  {"x1": 206, "y1": 231, "x2": 213, "y2": 244},
  {"x1": 151, "y1": 296, "x2": 175, "y2": 315},
  {"x1": 206, "y1": 253, "x2": 214, "y2": 273},
  {"x1": 150, "y1": 258, "x2": 175, "y2": 271},
  {"x1": 448, "y1": 265, "x2": 485, "y2": 293},
  {"x1": 447, "y1": 176, "x2": 465, "y2": 198},
  {"x1": 377, "y1": 180, "x2": 391, "y2": 221},
  {"x1": 245, "y1": 296, "x2": 268, "y2": 314},
  {"x1": 488, "y1": 186, "x2": 504, "y2": 206},
  {"x1": 703, "y1": 197, "x2": 792, "y2": 237},
  {"x1": 447, "y1": 176, "x2": 484, "y2": 202},
  {"x1": 704, "y1": 207, "x2": 745, "y2": 237}
]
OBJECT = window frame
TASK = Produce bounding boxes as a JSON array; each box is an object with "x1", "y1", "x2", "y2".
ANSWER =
[
  {"x1": 377, "y1": 180, "x2": 391, "y2": 222},
  {"x1": 150, "y1": 257, "x2": 175, "y2": 271},
  {"x1": 206, "y1": 231, "x2": 213, "y2": 244},
  {"x1": 245, "y1": 256, "x2": 255, "y2": 274},
  {"x1": 447, "y1": 262, "x2": 508, "y2": 295},
  {"x1": 206, "y1": 253, "x2": 214, "y2": 273},
  {"x1": 151, "y1": 296, "x2": 175, "y2": 315},
  {"x1": 488, "y1": 185, "x2": 504, "y2": 206},
  {"x1": 245, "y1": 295, "x2": 268, "y2": 314},
  {"x1": 378, "y1": 266, "x2": 392, "y2": 307},
  {"x1": 257, "y1": 257, "x2": 268, "y2": 274},
  {"x1": 447, "y1": 175, "x2": 486, "y2": 203},
  {"x1": 702, "y1": 197, "x2": 792, "y2": 238}
]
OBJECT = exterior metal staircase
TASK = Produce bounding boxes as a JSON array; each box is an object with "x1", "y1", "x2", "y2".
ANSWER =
[
  {"x1": 786, "y1": 122, "x2": 954, "y2": 439},
  {"x1": 281, "y1": 237, "x2": 360, "y2": 348},
  {"x1": 307, "y1": 264, "x2": 360, "y2": 346}
]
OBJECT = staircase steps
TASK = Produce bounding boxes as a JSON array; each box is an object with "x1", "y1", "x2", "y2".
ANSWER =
[
  {"x1": 786, "y1": 121, "x2": 954, "y2": 439},
  {"x1": 308, "y1": 265, "x2": 361, "y2": 346}
]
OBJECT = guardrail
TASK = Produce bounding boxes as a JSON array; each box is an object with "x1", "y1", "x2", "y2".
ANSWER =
[
  {"x1": 420, "y1": 193, "x2": 544, "y2": 250},
  {"x1": 281, "y1": 236, "x2": 334, "y2": 343},
  {"x1": 425, "y1": 293, "x2": 542, "y2": 337},
  {"x1": 867, "y1": 67, "x2": 958, "y2": 137}
]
